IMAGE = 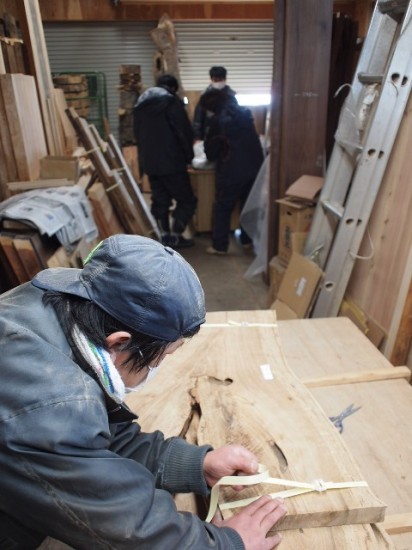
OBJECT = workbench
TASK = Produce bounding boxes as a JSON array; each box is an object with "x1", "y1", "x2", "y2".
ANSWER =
[
  {"x1": 188, "y1": 168, "x2": 240, "y2": 232},
  {"x1": 127, "y1": 313, "x2": 412, "y2": 550}
]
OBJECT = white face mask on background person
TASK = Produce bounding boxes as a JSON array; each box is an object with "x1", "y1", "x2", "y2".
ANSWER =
[
  {"x1": 125, "y1": 366, "x2": 158, "y2": 393},
  {"x1": 211, "y1": 81, "x2": 226, "y2": 90}
]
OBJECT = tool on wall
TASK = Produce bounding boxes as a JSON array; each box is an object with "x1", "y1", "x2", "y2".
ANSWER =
[{"x1": 304, "y1": 0, "x2": 412, "y2": 317}]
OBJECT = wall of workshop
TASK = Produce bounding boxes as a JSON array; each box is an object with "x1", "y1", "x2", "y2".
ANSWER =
[{"x1": 44, "y1": 21, "x2": 274, "y2": 140}]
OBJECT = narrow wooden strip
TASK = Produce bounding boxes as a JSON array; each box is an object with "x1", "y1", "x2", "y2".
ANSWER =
[
  {"x1": 302, "y1": 366, "x2": 411, "y2": 388},
  {"x1": 383, "y1": 512, "x2": 412, "y2": 535},
  {"x1": 0, "y1": 44, "x2": 5, "y2": 74}
]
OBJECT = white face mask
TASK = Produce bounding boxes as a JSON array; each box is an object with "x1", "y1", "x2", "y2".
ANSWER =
[
  {"x1": 125, "y1": 366, "x2": 158, "y2": 393},
  {"x1": 211, "y1": 81, "x2": 226, "y2": 90}
]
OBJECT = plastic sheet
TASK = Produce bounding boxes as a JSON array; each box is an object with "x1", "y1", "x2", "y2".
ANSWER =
[{"x1": 240, "y1": 154, "x2": 270, "y2": 279}]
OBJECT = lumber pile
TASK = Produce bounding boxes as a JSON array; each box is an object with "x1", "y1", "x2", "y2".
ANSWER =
[
  {"x1": 53, "y1": 73, "x2": 90, "y2": 118},
  {"x1": 118, "y1": 64, "x2": 142, "y2": 146}
]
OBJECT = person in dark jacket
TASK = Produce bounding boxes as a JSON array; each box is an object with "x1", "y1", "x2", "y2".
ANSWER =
[
  {"x1": 0, "y1": 234, "x2": 286, "y2": 549},
  {"x1": 193, "y1": 66, "x2": 237, "y2": 142},
  {"x1": 201, "y1": 89, "x2": 264, "y2": 255},
  {"x1": 134, "y1": 74, "x2": 197, "y2": 248}
]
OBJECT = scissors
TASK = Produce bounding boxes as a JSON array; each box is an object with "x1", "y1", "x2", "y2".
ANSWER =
[{"x1": 329, "y1": 403, "x2": 362, "y2": 433}]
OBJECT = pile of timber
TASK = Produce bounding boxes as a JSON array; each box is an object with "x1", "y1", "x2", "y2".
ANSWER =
[
  {"x1": 53, "y1": 74, "x2": 90, "y2": 118},
  {"x1": 118, "y1": 64, "x2": 142, "y2": 146}
]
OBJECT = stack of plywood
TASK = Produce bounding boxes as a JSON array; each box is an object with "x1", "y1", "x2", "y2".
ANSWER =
[
  {"x1": 0, "y1": 74, "x2": 48, "y2": 200},
  {"x1": 53, "y1": 74, "x2": 90, "y2": 118}
]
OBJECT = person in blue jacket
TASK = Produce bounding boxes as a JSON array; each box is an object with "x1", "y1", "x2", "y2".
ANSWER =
[
  {"x1": 134, "y1": 74, "x2": 197, "y2": 249},
  {"x1": 0, "y1": 234, "x2": 286, "y2": 549},
  {"x1": 201, "y1": 89, "x2": 264, "y2": 255}
]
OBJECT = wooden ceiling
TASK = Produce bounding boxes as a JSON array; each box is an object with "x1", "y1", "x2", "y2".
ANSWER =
[{"x1": 0, "y1": 1, "x2": 370, "y2": 23}]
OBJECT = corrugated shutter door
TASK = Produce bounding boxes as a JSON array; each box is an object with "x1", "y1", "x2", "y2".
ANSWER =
[
  {"x1": 44, "y1": 21, "x2": 273, "y2": 140},
  {"x1": 175, "y1": 21, "x2": 273, "y2": 94}
]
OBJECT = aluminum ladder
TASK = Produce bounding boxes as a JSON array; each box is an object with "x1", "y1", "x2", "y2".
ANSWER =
[{"x1": 303, "y1": 0, "x2": 412, "y2": 317}]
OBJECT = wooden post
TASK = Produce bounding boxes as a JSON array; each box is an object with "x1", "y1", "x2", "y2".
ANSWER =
[{"x1": 268, "y1": 0, "x2": 333, "y2": 263}]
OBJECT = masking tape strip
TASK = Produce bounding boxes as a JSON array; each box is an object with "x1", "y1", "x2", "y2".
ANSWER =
[{"x1": 205, "y1": 464, "x2": 368, "y2": 523}]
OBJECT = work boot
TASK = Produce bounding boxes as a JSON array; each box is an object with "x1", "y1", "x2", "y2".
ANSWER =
[
  {"x1": 163, "y1": 234, "x2": 195, "y2": 249},
  {"x1": 206, "y1": 246, "x2": 228, "y2": 256}
]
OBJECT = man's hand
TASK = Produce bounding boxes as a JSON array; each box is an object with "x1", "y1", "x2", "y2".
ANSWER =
[
  {"x1": 203, "y1": 444, "x2": 259, "y2": 489},
  {"x1": 213, "y1": 496, "x2": 286, "y2": 549}
]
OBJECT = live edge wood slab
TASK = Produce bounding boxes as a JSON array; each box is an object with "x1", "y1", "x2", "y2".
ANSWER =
[{"x1": 126, "y1": 310, "x2": 386, "y2": 534}]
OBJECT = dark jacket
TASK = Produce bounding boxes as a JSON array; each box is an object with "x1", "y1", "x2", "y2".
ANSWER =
[
  {"x1": 193, "y1": 84, "x2": 236, "y2": 141},
  {"x1": 0, "y1": 282, "x2": 244, "y2": 549},
  {"x1": 134, "y1": 87, "x2": 194, "y2": 177},
  {"x1": 204, "y1": 103, "x2": 264, "y2": 186}
]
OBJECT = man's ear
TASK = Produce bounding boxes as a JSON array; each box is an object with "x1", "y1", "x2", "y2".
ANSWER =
[{"x1": 106, "y1": 331, "x2": 131, "y2": 351}]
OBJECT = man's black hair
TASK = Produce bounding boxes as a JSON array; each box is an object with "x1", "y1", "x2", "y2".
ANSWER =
[
  {"x1": 209, "y1": 66, "x2": 227, "y2": 80},
  {"x1": 200, "y1": 89, "x2": 237, "y2": 114},
  {"x1": 156, "y1": 74, "x2": 179, "y2": 94},
  {"x1": 42, "y1": 291, "x2": 199, "y2": 374}
]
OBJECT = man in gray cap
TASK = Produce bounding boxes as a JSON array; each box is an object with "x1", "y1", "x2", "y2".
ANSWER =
[{"x1": 0, "y1": 234, "x2": 286, "y2": 549}]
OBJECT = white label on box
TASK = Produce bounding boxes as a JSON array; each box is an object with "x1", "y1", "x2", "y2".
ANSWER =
[
  {"x1": 296, "y1": 277, "x2": 307, "y2": 297},
  {"x1": 260, "y1": 364, "x2": 274, "y2": 380}
]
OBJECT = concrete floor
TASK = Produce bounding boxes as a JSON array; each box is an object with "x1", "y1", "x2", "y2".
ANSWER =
[{"x1": 178, "y1": 232, "x2": 269, "y2": 312}]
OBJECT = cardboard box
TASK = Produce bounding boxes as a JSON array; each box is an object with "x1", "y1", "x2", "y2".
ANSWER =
[
  {"x1": 272, "y1": 253, "x2": 323, "y2": 320},
  {"x1": 277, "y1": 174, "x2": 323, "y2": 266},
  {"x1": 267, "y1": 255, "x2": 286, "y2": 307},
  {"x1": 277, "y1": 199, "x2": 314, "y2": 266},
  {"x1": 285, "y1": 174, "x2": 323, "y2": 202},
  {"x1": 40, "y1": 156, "x2": 80, "y2": 182}
]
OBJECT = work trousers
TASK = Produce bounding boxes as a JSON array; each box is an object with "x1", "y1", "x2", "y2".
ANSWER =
[
  {"x1": 0, "y1": 511, "x2": 45, "y2": 549},
  {"x1": 148, "y1": 172, "x2": 197, "y2": 234},
  {"x1": 212, "y1": 175, "x2": 253, "y2": 252}
]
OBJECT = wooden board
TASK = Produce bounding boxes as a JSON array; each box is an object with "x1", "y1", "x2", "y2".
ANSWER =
[
  {"x1": 6, "y1": 179, "x2": 74, "y2": 196},
  {"x1": 12, "y1": 233, "x2": 46, "y2": 279},
  {"x1": 87, "y1": 181, "x2": 125, "y2": 238},
  {"x1": 279, "y1": 522, "x2": 395, "y2": 549},
  {"x1": 53, "y1": 88, "x2": 79, "y2": 154},
  {"x1": 310, "y1": 379, "x2": 412, "y2": 548},
  {"x1": 346, "y1": 94, "x2": 412, "y2": 341},
  {"x1": 0, "y1": 76, "x2": 18, "y2": 185},
  {"x1": 277, "y1": 317, "x2": 396, "y2": 380},
  {"x1": 20, "y1": 0, "x2": 64, "y2": 156},
  {"x1": 0, "y1": 233, "x2": 29, "y2": 284},
  {"x1": 0, "y1": 74, "x2": 47, "y2": 181},
  {"x1": 126, "y1": 310, "x2": 385, "y2": 531}
]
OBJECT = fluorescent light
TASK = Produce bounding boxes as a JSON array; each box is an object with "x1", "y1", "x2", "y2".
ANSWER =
[{"x1": 236, "y1": 93, "x2": 271, "y2": 106}]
